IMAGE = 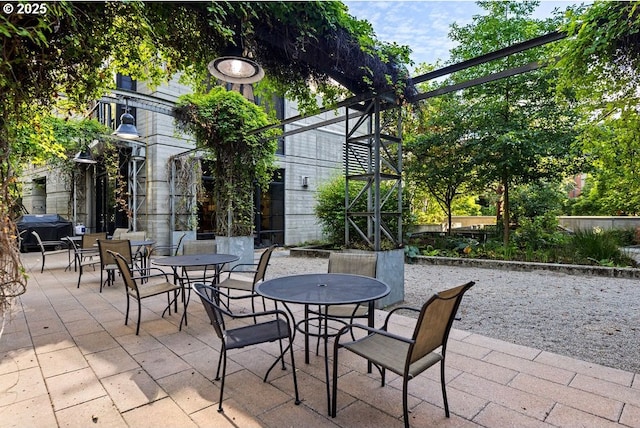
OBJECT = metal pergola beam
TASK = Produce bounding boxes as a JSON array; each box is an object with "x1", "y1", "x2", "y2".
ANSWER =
[
  {"x1": 100, "y1": 30, "x2": 567, "y2": 249},
  {"x1": 100, "y1": 89, "x2": 176, "y2": 117},
  {"x1": 410, "y1": 30, "x2": 564, "y2": 85},
  {"x1": 410, "y1": 60, "x2": 543, "y2": 103}
]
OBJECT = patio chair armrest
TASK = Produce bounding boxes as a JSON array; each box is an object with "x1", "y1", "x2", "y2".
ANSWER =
[
  {"x1": 228, "y1": 263, "x2": 258, "y2": 273},
  {"x1": 75, "y1": 248, "x2": 97, "y2": 255},
  {"x1": 132, "y1": 268, "x2": 170, "y2": 281},
  {"x1": 74, "y1": 248, "x2": 98, "y2": 260},
  {"x1": 148, "y1": 245, "x2": 175, "y2": 257},
  {"x1": 232, "y1": 308, "x2": 293, "y2": 325},
  {"x1": 335, "y1": 323, "x2": 415, "y2": 346},
  {"x1": 382, "y1": 305, "x2": 420, "y2": 330},
  {"x1": 41, "y1": 239, "x2": 66, "y2": 247}
]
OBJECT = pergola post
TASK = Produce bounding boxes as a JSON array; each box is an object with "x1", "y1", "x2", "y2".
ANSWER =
[{"x1": 344, "y1": 95, "x2": 402, "y2": 250}]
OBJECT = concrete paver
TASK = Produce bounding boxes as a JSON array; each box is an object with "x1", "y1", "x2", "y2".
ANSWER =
[{"x1": 0, "y1": 251, "x2": 638, "y2": 427}]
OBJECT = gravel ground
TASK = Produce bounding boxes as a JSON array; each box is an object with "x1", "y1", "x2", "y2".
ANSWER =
[{"x1": 268, "y1": 250, "x2": 640, "y2": 374}]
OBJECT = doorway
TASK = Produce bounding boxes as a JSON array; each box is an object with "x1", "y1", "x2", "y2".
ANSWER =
[{"x1": 255, "y1": 169, "x2": 285, "y2": 247}]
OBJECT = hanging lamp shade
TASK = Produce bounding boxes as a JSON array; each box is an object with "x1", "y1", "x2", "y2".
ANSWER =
[
  {"x1": 208, "y1": 44, "x2": 264, "y2": 84},
  {"x1": 113, "y1": 111, "x2": 140, "y2": 139},
  {"x1": 73, "y1": 148, "x2": 97, "y2": 164},
  {"x1": 112, "y1": 98, "x2": 140, "y2": 139}
]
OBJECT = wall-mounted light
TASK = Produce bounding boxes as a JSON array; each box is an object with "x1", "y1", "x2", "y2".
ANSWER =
[
  {"x1": 112, "y1": 98, "x2": 140, "y2": 139},
  {"x1": 301, "y1": 176, "x2": 309, "y2": 188}
]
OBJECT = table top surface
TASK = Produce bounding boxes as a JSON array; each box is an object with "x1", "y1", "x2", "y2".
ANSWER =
[
  {"x1": 153, "y1": 253, "x2": 239, "y2": 267},
  {"x1": 256, "y1": 273, "x2": 390, "y2": 305},
  {"x1": 92, "y1": 239, "x2": 156, "y2": 247},
  {"x1": 129, "y1": 240, "x2": 156, "y2": 247}
]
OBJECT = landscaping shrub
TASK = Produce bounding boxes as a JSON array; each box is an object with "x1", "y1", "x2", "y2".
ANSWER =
[
  {"x1": 315, "y1": 175, "x2": 413, "y2": 248},
  {"x1": 569, "y1": 228, "x2": 635, "y2": 266},
  {"x1": 512, "y1": 212, "x2": 567, "y2": 251}
]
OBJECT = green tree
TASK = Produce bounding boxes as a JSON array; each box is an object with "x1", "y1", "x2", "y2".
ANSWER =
[
  {"x1": 509, "y1": 180, "x2": 567, "y2": 224},
  {"x1": 448, "y1": 0, "x2": 582, "y2": 244},
  {"x1": 580, "y1": 112, "x2": 640, "y2": 214},
  {"x1": 405, "y1": 92, "x2": 478, "y2": 233},
  {"x1": 555, "y1": 1, "x2": 640, "y2": 215},
  {"x1": 555, "y1": 1, "x2": 640, "y2": 115}
]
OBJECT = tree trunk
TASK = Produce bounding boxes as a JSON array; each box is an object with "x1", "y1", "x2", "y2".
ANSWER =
[
  {"x1": 495, "y1": 184, "x2": 503, "y2": 225},
  {"x1": 502, "y1": 178, "x2": 510, "y2": 246}
]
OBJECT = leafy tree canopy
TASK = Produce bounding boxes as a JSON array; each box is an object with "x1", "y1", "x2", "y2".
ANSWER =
[
  {"x1": 555, "y1": 1, "x2": 640, "y2": 112},
  {"x1": 553, "y1": 1, "x2": 640, "y2": 215},
  {"x1": 444, "y1": 0, "x2": 582, "y2": 243}
]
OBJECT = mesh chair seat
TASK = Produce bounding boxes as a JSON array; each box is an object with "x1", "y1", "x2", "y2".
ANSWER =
[
  {"x1": 129, "y1": 280, "x2": 180, "y2": 299},
  {"x1": 319, "y1": 305, "x2": 368, "y2": 318},
  {"x1": 225, "y1": 319, "x2": 290, "y2": 349},
  {"x1": 217, "y1": 276, "x2": 254, "y2": 292},
  {"x1": 342, "y1": 332, "x2": 443, "y2": 378}
]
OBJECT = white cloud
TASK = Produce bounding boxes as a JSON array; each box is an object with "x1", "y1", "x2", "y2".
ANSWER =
[{"x1": 344, "y1": 0, "x2": 581, "y2": 71}]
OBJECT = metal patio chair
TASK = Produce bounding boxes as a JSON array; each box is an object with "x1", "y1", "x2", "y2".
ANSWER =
[
  {"x1": 110, "y1": 250, "x2": 182, "y2": 335},
  {"x1": 30, "y1": 230, "x2": 67, "y2": 273},
  {"x1": 192, "y1": 282, "x2": 300, "y2": 413},
  {"x1": 332, "y1": 281, "x2": 475, "y2": 428},
  {"x1": 217, "y1": 245, "x2": 275, "y2": 313},
  {"x1": 310, "y1": 252, "x2": 378, "y2": 349},
  {"x1": 97, "y1": 239, "x2": 133, "y2": 292}
]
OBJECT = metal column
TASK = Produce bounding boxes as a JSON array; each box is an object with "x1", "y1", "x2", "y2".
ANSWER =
[{"x1": 344, "y1": 95, "x2": 402, "y2": 251}]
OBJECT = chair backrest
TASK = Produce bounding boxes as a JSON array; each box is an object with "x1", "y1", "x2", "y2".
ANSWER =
[
  {"x1": 82, "y1": 232, "x2": 107, "y2": 249},
  {"x1": 98, "y1": 239, "x2": 132, "y2": 266},
  {"x1": 31, "y1": 230, "x2": 45, "y2": 252},
  {"x1": 254, "y1": 245, "x2": 276, "y2": 283},
  {"x1": 112, "y1": 228, "x2": 129, "y2": 240},
  {"x1": 68, "y1": 236, "x2": 80, "y2": 253},
  {"x1": 124, "y1": 231, "x2": 146, "y2": 241},
  {"x1": 182, "y1": 239, "x2": 217, "y2": 255},
  {"x1": 173, "y1": 232, "x2": 187, "y2": 256},
  {"x1": 410, "y1": 281, "x2": 475, "y2": 365},
  {"x1": 328, "y1": 252, "x2": 377, "y2": 278},
  {"x1": 192, "y1": 283, "x2": 228, "y2": 340},
  {"x1": 109, "y1": 250, "x2": 138, "y2": 294}
]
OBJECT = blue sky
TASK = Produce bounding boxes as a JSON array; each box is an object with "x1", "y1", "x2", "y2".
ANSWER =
[{"x1": 344, "y1": 1, "x2": 582, "y2": 70}]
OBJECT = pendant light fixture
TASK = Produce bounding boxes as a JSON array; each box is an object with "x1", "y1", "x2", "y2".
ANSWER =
[{"x1": 112, "y1": 98, "x2": 140, "y2": 139}]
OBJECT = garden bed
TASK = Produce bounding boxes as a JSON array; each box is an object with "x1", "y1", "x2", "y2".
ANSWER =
[{"x1": 290, "y1": 246, "x2": 640, "y2": 279}]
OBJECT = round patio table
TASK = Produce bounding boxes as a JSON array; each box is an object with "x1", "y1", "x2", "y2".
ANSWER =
[
  {"x1": 256, "y1": 273, "x2": 389, "y2": 415},
  {"x1": 153, "y1": 253, "x2": 239, "y2": 330}
]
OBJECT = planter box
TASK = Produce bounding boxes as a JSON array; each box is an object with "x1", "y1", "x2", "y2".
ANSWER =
[
  {"x1": 215, "y1": 235, "x2": 254, "y2": 269},
  {"x1": 169, "y1": 230, "x2": 196, "y2": 255},
  {"x1": 371, "y1": 248, "x2": 404, "y2": 308}
]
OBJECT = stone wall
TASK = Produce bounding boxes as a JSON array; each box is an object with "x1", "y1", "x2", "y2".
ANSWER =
[{"x1": 558, "y1": 216, "x2": 640, "y2": 232}]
